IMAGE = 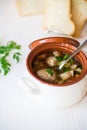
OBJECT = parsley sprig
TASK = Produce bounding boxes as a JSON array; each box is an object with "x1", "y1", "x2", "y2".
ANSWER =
[
  {"x1": 13, "y1": 52, "x2": 21, "y2": 63},
  {"x1": 0, "y1": 41, "x2": 21, "y2": 75}
]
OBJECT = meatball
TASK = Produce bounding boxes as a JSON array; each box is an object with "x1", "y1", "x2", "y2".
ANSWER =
[
  {"x1": 36, "y1": 68, "x2": 57, "y2": 82},
  {"x1": 37, "y1": 53, "x2": 47, "y2": 60},
  {"x1": 53, "y1": 51, "x2": 61, "y2": 56},
  {"x1": 46, "y1": 56, "x2": 57, "y2": 67}
]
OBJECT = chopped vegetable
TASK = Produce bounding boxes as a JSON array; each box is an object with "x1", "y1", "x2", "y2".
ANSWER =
[
  {"x1": 75, "y1": 68, "x2": 82, "y2": 73},
  {"x1": 62, "y1": 67, "x2": 70, "y2": 72},
  {"x1": 63, "y1": 54, "x2": 69, "y2": 60},
  {"x1": 46, "y1": 68, "x2": 53, "y2": 76},
  {"x1": 64, "y1": 61, "x2": 71, "y2": 68},
  {"x1": 55, "y1": 56, "x2": 62, "y2": 62},
  {"x1": 70, "y1": 58, "x2": 74, "y2": 64},
  {"x1": 70, "y1": 64, "x2": 77, "y2": 70}
]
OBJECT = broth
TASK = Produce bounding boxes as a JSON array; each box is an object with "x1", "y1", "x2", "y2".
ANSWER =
[{"x1": 32, "y1": 50, "x2": 82, "y2": 85}]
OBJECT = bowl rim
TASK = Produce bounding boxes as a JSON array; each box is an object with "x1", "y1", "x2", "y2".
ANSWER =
[{"x1": 29, "y1": 36, "x2": 80, "y2": 50}]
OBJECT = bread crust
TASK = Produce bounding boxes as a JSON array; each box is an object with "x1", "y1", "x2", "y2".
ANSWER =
[
  {"x1": 71, "y1": 0, "x2": 87, "y2": 37},
  {"x1": 42, "y1": 0, "x2": 75, "y2": 35}
]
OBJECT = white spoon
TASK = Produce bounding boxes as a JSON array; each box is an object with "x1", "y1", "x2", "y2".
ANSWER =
[{"x1": 59, "y1": 40, "x2": 87, "y2": 70}]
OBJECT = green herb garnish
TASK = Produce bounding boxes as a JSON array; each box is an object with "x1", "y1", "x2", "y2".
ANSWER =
[
  {"x1": 13, "y1": 52, "x2": 21, "y2": 63},
  {"x1": 70, "y1": 58, "x2": 74, "y2": 64},
  {"x1": 55, "y1": 56, "x2": 62, "y2": 62},
  {"x1": 0, "y1": 57, "x2": 11, "y2": 75},
  {"x1": 0, "y1": 41, "x2": 21, "y2": 55},
  {"x1": 46, "y1": 68, "x2": 53, "y2": 76},
  {"x1": 62, "y1": 67, "x2": 70, "y2": 72},
  {"x1": 0, "y1": 41, "x2": 21, "y2": 75},
  {"x1": 63, "y1": 54, "x2": 69, "y2": 60}
]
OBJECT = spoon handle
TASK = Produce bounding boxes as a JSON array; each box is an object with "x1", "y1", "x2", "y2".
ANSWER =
[
  {"x1": 59, "y1": 39, "x2": 87, "y2": 70},
  {"x1": 68, "y1": 39, "x2": 87, "y2": 59}
]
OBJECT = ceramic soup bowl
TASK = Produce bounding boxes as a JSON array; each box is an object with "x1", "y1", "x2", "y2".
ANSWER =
[{"x1": 22, "y1": 37, "x2": 87, "y2": 108}]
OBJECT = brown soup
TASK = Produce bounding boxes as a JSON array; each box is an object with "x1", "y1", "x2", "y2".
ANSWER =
[{"x1": 32, "y1": 50, "x2": 82, "y2": 84}]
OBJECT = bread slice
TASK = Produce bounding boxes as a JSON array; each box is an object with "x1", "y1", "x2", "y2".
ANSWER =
[
  {"x1": 16, "y1": 0, "x2": 45, "y2": 16},
  {"x1": 71, "y1": 0, "x2": 87, "y2": 37},
  {"x1": 42, "y1": 0, "x2": 75, "y2": 35}
]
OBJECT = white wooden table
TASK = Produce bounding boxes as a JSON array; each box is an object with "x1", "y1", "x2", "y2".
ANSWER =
[{"x1": 0, "y1": 0, "x2": 87, "y2": 130}]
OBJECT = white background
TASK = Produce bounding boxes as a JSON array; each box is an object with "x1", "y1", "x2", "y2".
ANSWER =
[{"x1": 0, "y1": 0, "x2": 87, "y2": 130}]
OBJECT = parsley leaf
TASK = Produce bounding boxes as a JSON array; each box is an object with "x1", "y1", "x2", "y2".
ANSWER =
[
  {"x1": 0, "y1": 40, "x2": 21, "y2": 75},
  {"x1": 46, "y1": 68, "x2": 53, "y2": 76},
  {"x1": 55, "y1": 56, "x2": 62, "y2": 62},
  {"x1": 13, "y1": 52, "x2": 21, "y2": 63},
  {"x1": 7, "y1": 41, "x2": 21, "y2": 50},
  {"x1": 0, "y1": 57, "x2": 11, "y2": 75},
  {"x1": 63, "y1": 54, "x2": 69, "y2": 60}
]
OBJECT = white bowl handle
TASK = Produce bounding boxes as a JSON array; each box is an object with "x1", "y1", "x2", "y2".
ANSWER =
[{"x1": 18, "y1": 77, "x2": 40, "y2": 95}]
